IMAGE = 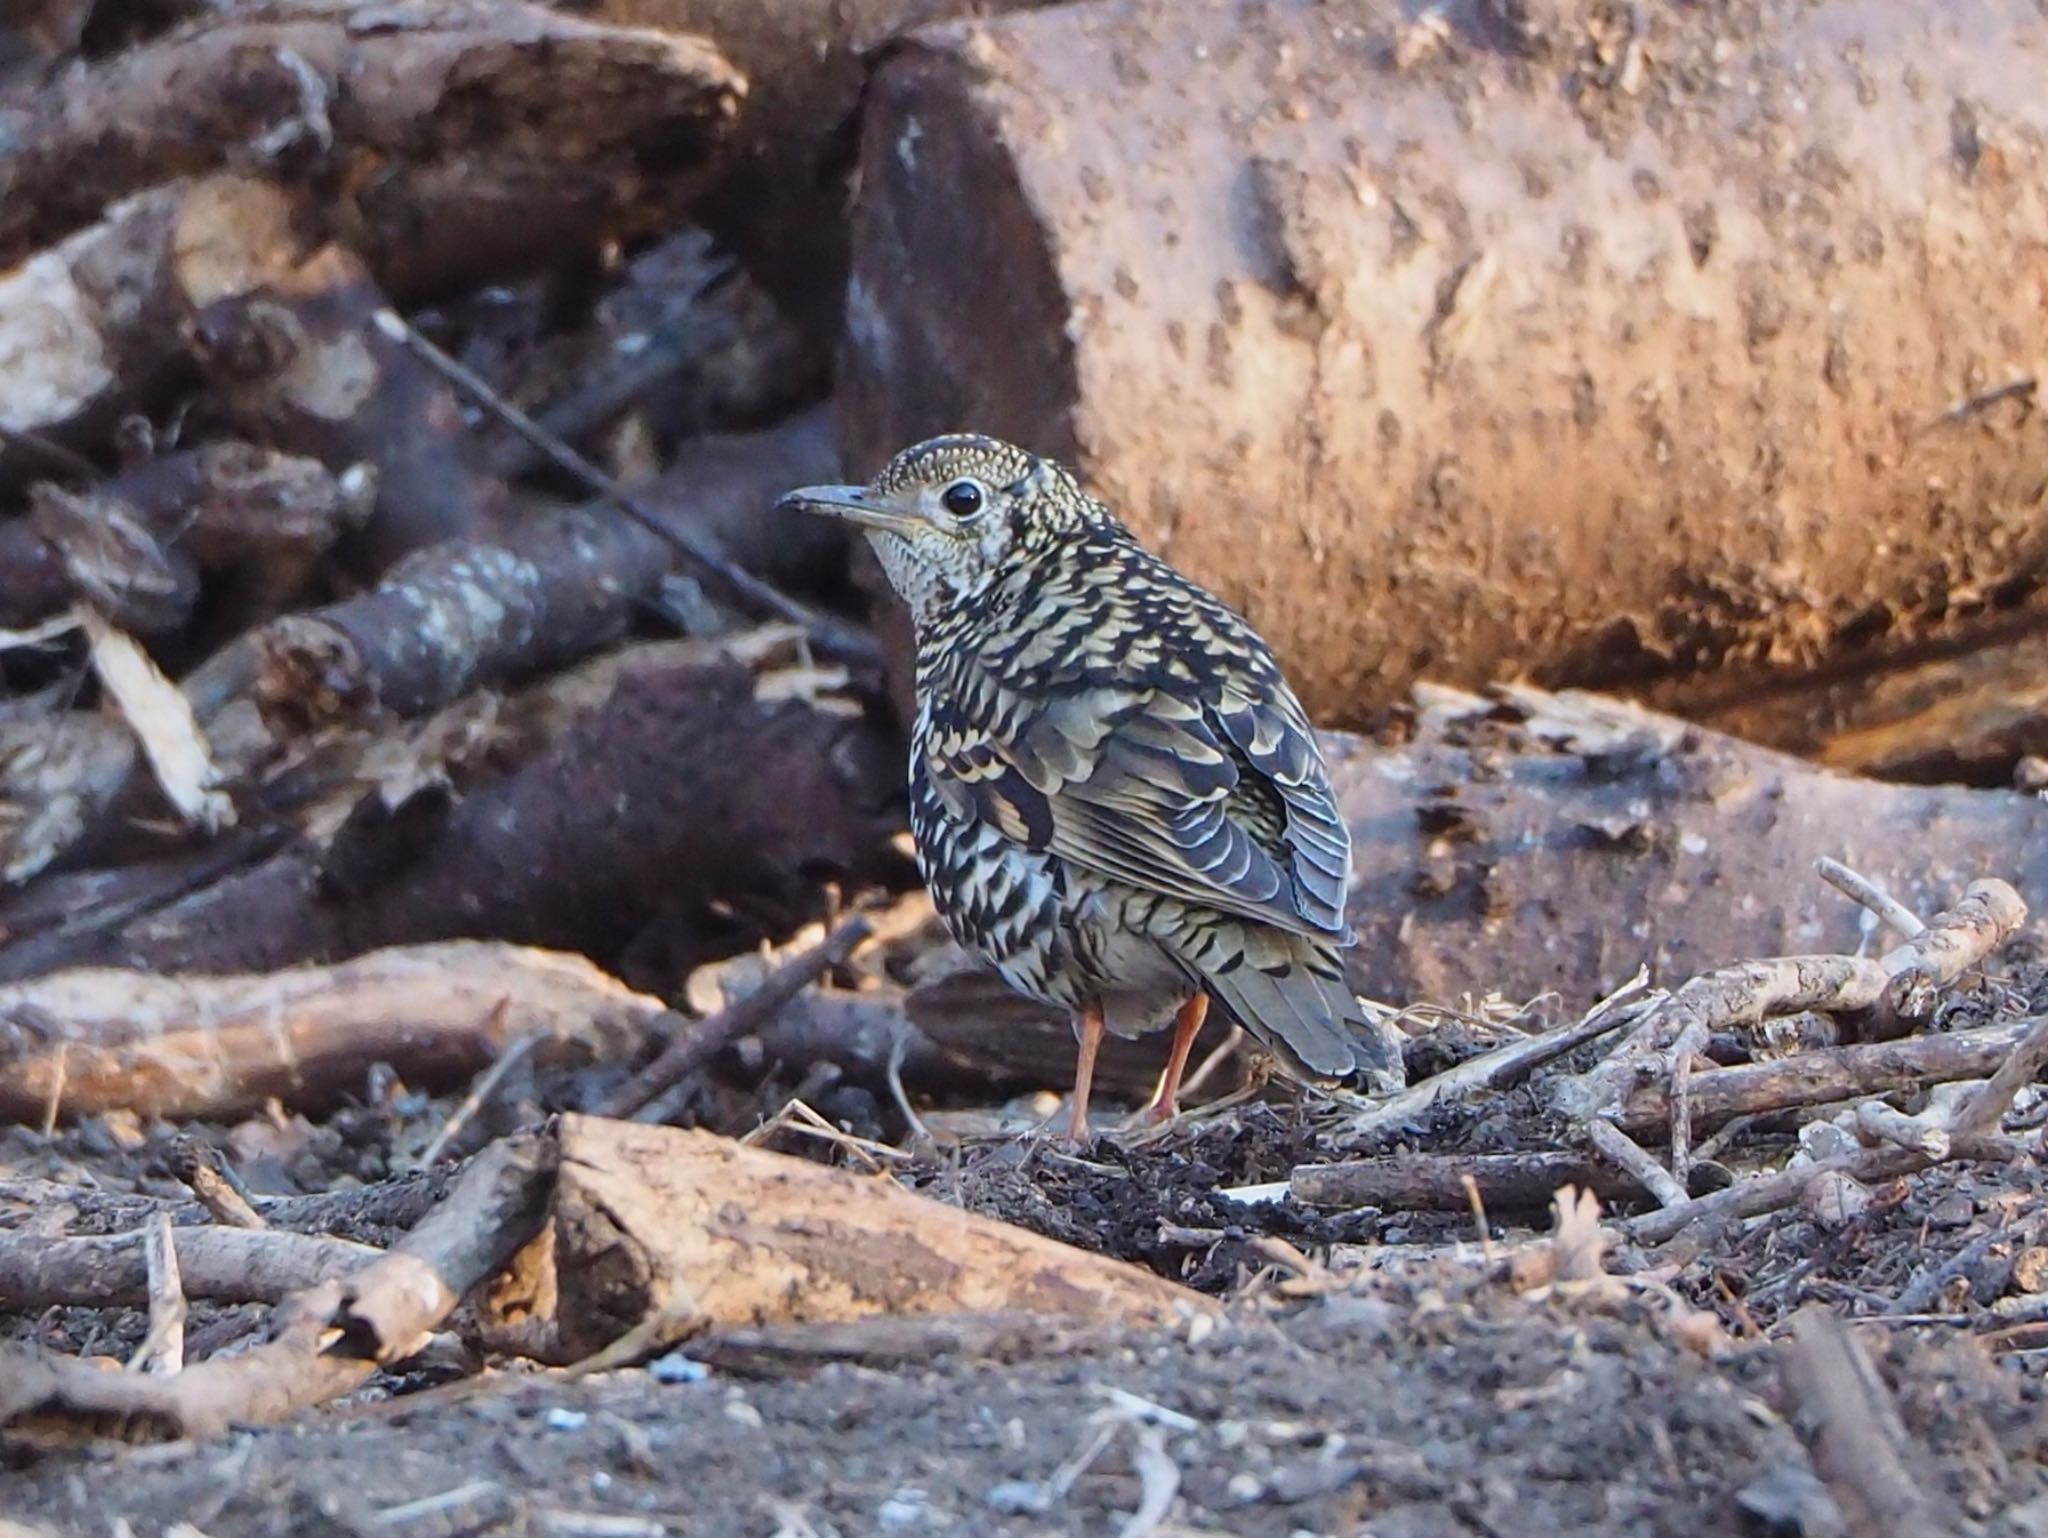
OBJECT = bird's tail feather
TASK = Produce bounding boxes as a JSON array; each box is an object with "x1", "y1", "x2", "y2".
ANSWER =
[{"x1": 1167, "y1": 921, "x2": 1394, "y2": 1086}]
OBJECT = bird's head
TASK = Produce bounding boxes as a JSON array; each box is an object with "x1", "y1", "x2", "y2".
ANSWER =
[{"x1": 777, "y1": 434, "x2": 1107, "y2": 623}]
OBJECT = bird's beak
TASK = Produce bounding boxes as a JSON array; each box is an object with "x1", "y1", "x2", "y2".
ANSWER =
[{"x1": 776, "y1": 483, "x2": 921, "y2": 536}]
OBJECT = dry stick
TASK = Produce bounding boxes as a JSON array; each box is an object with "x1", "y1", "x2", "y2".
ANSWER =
[
  {"x1": 0, "y1": 1226, "x2": 378, "y2": 1311},
  {"x1": 1667, "y1": 1047, "x2": 1703, "y2": 1183},
  {"x1": 167, "y1": 1137, "x2": 269, "y2": 1230},
  {"x1": 1627, "y1": 1132, "x2": 2028, "y2": 1254},
  {"x1": 1336, "y1": 970, "x2": 1654, "y2": 1143},
  {"x1": 599, "y1": 917, "x2": 873, "y2": 1120},
  {"x1": 129, "y1": 1215, "x2": 187, "y2": 1376},
  {"x1": 0, "y1": 1131, "x2": 554, "y2": 1441},
  {"x1": 1291, "y1": 1150, "x2": 1634, "y2": 1213},
  {"x1": 1615, "y1": 1016, "x2": 2038, "y2": 1134},
  {"x1": 1585, "y1": 1117, "x2": 1690, "y2": 1208},
  {"x1": 1780, "y1": 1308, "x2": 1957, "y2": 1538},
  {"x1": 1948, "y1": 1011, "x2": 2048, "y2": 1137},
  {"x1": 1627, "y1": 1020, "x2": 2048, "y2": 1255},
  {"x1": 414, "y1": 1000, "x2": 532, "y2": 1168},
  {"x1": 370, "y1": 310, "x2": 879, "y2": 667},
  {"x1": 1815, "y1": 857, "x2": 1927, "y2": 939}
]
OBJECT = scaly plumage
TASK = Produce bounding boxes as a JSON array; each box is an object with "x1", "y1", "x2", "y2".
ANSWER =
[{"x1": 780, "y1": 434, "x2": 1391, "y2": 1139}]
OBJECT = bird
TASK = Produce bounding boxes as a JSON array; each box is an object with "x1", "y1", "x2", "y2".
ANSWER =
[{"x1": 779, "y1": 434, "x2": 1393, "y2": 1142}]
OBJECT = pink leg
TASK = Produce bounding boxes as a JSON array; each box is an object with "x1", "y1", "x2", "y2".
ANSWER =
[
  {"x1": 1144, "y1": 993, "x2": 1210, "y2": 1124},
  {"x1": 1066, "y1": 1002, "x2": 1105, "y2": 1144}
]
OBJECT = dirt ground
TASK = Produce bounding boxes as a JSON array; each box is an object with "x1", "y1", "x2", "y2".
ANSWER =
[
  {"x1": 5, "y1": 1260, "x2": 2039, "y2": 1538},
  {"x1": 7, "y1": 1085, "x2": 2048, "y2": 1537}
]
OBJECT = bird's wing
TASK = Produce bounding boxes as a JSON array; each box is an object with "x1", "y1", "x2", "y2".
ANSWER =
[{"x1": 922, "y1": 632, "x2": 1352, "y2": 941}]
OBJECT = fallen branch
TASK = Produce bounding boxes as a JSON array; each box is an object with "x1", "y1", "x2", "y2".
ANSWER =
[
  {"x1": 0, "y1": 1130, "x2": 553, "y2": 1443},
  {"x1": 0, "y1": 1220, "x2": 376, "y2": 1311},
  {"x1": 372, "y1": 309, "x2": 878, "y2": 665},
  {"x1": 1288, "y1": 1152, "x2": 1633, "y2": 1215},
  {"x1": 0, "y1": 942, "x2": 665, "y2": 1124},
  {"x1": 128, "y1": 1216, "x2": 187, "y2": 1376},
  {"x1": 18, "y1": 444, "x2": 371, "y2": 634},
  {"x1": 1550, "y1": 878, "x2": 2026, "y2": 1129},
  {"x1": 1335, "y1": 972, "x2": 1652, "y2": 1144},
  {"x1": 166, "y1": 1137, "x2": 268, "y2": 1229},
  {"x1": 1614, "y1": 1017, "x2": 2040, "y2": 1135},
  {"x1": 98, "y1": 657, "x2": 905, "y2": 978},
  {"x1": 1625, "y1": 1132, "x2": 2031, "y2": 1253}
]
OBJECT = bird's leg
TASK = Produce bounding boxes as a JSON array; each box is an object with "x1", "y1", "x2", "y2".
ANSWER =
[
  {"x1": 1067, "y1": 1001, "x2": 1105, "y2": 1144},
  {"x1": 1144, "y1": 992, "x2": 1210, "y2": 1124}
]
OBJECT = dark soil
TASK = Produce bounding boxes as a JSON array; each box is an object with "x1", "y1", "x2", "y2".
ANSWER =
[{"x1": 8, "y1": 1261, "x2": 2043, "y2": 1538}]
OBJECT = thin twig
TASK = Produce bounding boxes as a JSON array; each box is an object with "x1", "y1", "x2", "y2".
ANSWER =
[
  {"x1": 1816, "y1": 857, "x2": 1926, "y2": 939},
  {"x1": 884, "y1": 1025, "x2": 933, "y2": 1146},
  {"x1": 167, "y1": 1138, "x2": 269, "y2": 1230},
  {"x1": 1668, "y1": 1046, "x2": 1701, "y2": 1186},
  {"x1": 1586, "y1": 1116, "x2": 1689, "y2": 1208},
  {"x1": 371, "y1": 310, "x2": 878, "y2": 666},
  {"x1": 416, "y1": 1002, "x2": 535, "y2": 1168},
  {"x1": 129, "y1": 1215, "x2": 187, "y2": 1376},
  {"x1": 601, "y1": 917, "x2": 872, "y2": 1120},
  {"x1": 1338, "y1": 970, "x2": 1654, "y2": 1141}
]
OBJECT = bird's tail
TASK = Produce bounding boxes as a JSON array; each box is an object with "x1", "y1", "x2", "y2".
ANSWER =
[{"x1": 1166, "y1": 919, "x2": 1397, "y2": 1088}]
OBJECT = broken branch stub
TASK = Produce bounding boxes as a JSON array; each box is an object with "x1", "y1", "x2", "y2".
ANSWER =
[
  {"x1": 844, "y1": 0, "x2": 2048, "y2": 726},
  {"x1": 518, "y1": 1116, "x2": 1213, "y2": 1363}
]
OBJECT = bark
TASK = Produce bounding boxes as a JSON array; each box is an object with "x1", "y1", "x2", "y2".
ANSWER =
[
  {"x1": 180, "y1": 179, "x2": 505, "y2": 574},
  {"x1": 0, "y1": 941, "x2": 666, "y2": 1125},
  {"x1": 0, "y1": 1226, "x2": 376, "y2": 1311},
  {"x1": 1685, "y1": 619, "x2": 2048, "y2": 786},
  {"x1": 1612, "y1": 1019, "x2": 2040, "y2": 1138},
  {"x1": 516, "y1": 1115, "x2": 1212, "y2": 1362},
  {"x1": 82, "y1": 657, "x2": 905, "y2": 977},
  {"x1": 0, "y1": 184, "x2": 198, "y2": 465},
  {"x1": 1289, "y1": 1152, "x2": 1632, "y2": 1214},
  {"x1": 575, "y1": 0, "x2": 1051, "y2": 342},
  {"x1": 0, "y1": 0, "x2": 744, "y2": 300},
  {"x1": 629, "y1": 406, "x2": 848, "y2": 596},
  {"x1": 912, "y1": 685, "x2": 2048, "y2": 1042},
  {"x1": 842, "y1": 0, "x2": 2048, "y2": 727},
  {"x1": 252, "y1": 504, "x2": 674, "y2": 727}
]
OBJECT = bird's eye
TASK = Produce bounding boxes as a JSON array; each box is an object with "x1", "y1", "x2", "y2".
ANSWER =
[{"x1": 940, "y1": 479, "x2": 986, "y2": 519}]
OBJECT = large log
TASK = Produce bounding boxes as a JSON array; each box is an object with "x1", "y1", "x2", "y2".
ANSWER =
[
  {"x1": 910, "y1": 685, "x2": 2048, "y2": 1081},
  {"x1": 841, "y1": 0, "x2": 2048, "y2": 727}
]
